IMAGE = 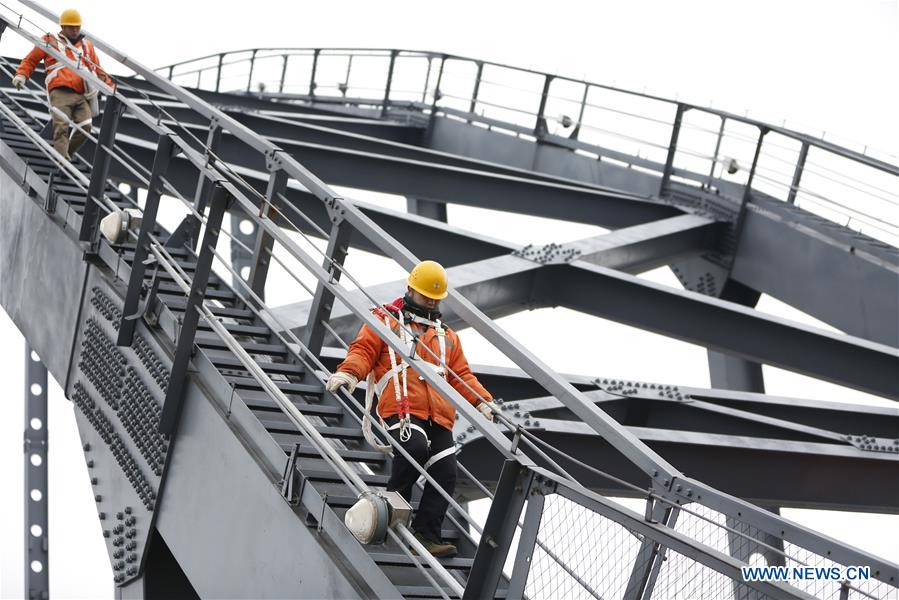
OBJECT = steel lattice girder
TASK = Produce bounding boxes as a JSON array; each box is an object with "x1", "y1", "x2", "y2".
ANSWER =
[
  {"x1": 273, "y1": 214, "x2": 721, "y2": 336},
  {"x1": 98, "y1": 137, "x2": 899, "y2": 399},
  {"x1": 442, "y1": 363, "x2": 899, "y2": 513},
  {"x1": 87, "y1": 84, "x2": 899, "y2": 348},
  {"x1": 260, "y1": 204, "x2": 899, "y2": 400},
  {"x1": 99, "y1": 136, "x2": 899, "y2": 399},
  {"x1": 101, "y1": 101, "x2": 684, "y2": 228}
]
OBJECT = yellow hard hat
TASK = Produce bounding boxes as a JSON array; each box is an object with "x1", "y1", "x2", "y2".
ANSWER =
[
  {"x1": 407, "y1": 260, "x2": 448, "y2": 300},
  {"x1": 59, "y1": 9, "x2": 82, "y2": 27}
]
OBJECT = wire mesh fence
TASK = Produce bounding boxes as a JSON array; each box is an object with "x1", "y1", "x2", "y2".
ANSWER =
[
  {"x1": 651, "y1": 547, "x2": 775, "y2": 600},
  {"x1": 671, "y1": 503, "x2": 899, "y2": 600},
  {"x1": 525, "y1": 494, "x2": 647, "y2": 600},
  {"x1": 518, "y1": 491, "x2": 898, "y2": 600}
]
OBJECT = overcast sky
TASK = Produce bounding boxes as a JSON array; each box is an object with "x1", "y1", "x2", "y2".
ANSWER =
[{"x1": 1, "y1": 1, "x2": 897, "y2": 598}]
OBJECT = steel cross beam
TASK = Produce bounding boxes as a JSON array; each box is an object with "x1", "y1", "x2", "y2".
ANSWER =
[
  {"x1": 448, "y1": 381, "x2": 899, "y2": 512},
  {"x1": 271, "y1": 214, "x2": 717, "y2": 342},
  {"x1": 550, "y1": 260, "x2": 899, "y2": 399},
  {"x1": 107, "y1": 108, "x2": 683, "y2": 229},
  {"x1": 100, "y1": 92, "x2": 899, "y2": 347},
  {"x1": 270, "y1": 204, "x2": 898, "y2": 399},
  {"x1": 100, "y1": 134, "x2": 899, "y2": 398}
]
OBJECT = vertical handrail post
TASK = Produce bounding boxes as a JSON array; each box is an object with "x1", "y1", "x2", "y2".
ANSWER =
[
  {"x1": 117, "y1": 134, "x2": 175, "y2": 346},
  {"x1": 728, "y1": 126, "x2": 769, "y2": 275},
  {"x1": 246, "y1": 49, "x2": 258, "y2": 92},
  {"x1": 159, "y1": 185, "x2": 230, "y2": 434},
  {"x1": 787, "y1": 141, "x2": 809, "y2": 204},
  {"x1": 534, "y1": 74, "x2": 553, "y2": 137},
  {"x1": 214, "y1": 53, "x2": 224, "y2": 93},
  {"x1": 309, "y1": 49, "x2": 320, "y2": 96},
  {"x1": 659, "y1": 103, "x2": 687, "y2": 197},
  {"x1": 463, "y1": 461, "x2": 537, "y2": 599},
  {"x1": 301, "y1": 217, "x2": 352, "y2": 361},
  {"x1": 278, "y1": 54, "x2": 289, "y2": 94},
  {"x1": 247, "y1": 166, "x2": 289, "y2": 302},
  {"x1": 186, "y1": 122, "x2": 224, "y2": 249},
  {"x1": 381, "y1": 50, "x2": 398, "y2": 118},
  {"x1": 506, "y1": 490, "x2": 546, "y2": 599},
  {"x1": 421, "y1": 56, "x2": 433, "y2": 103},
  {"x1": 79, "y1": 94, "x2": 125, "y2": 246},
  {"x1": 467, "y1": 60, "x2": 484, "y2": 122},
  {"x1": 706, "y1": 115, "x2": 727, "y2": 189},
  {"x1": 569, "y1": 84, "x2": 589, "y2": 140}
]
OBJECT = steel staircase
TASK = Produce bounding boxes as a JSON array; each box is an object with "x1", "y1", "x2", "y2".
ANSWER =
[{"x1": 1, "y1": 3, "x2": 897, "y2": 600}]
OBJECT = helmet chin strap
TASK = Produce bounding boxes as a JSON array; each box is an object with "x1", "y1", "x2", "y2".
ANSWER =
[{"x1": 403, "y1": 292, "x2": 442, "y2": 321}]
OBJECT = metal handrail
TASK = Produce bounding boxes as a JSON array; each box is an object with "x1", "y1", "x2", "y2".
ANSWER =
[
  {"x1": 155, "y1": 47, "x2": 897, "y2": 174},
  {"x1": 153, "y1": 46, "x2": 899, "y2": 247}
]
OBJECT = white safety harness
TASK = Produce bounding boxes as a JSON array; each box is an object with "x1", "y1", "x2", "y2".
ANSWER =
[
  {"x1": 362, "y1": 309, "x2": 449, "y2": 461},
  {"x1": 44, "y1": 36, "x2": 101, "y2": 119},
  {"x1": 44, "y1": 35, "x2": 93, "y2": 87}
]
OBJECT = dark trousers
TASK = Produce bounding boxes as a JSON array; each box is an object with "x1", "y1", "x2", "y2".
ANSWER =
[{"x1": 385, "y1": 416, "x2": 457, "y2": 542}]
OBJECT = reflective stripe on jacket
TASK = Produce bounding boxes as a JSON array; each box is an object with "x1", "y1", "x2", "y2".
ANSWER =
[
  {"x1": 337, "y1": 309, "x2": 492, "y2": 432},
  {"x1": 16, "y1": 33, "x2": 112, "y2": 94}
]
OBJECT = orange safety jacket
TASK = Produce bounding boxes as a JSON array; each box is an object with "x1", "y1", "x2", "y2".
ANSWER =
[
  {"x1": 337, "y1": 300, "x2": 492, "y2": 432},
  {"x1": 16, "y1": 32, "x2": 113, "y2": 94}
]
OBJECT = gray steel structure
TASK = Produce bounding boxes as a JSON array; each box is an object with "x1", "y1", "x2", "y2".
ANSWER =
[{"x1": 0, "y1": 3, "x2": 897, "y2": 599}]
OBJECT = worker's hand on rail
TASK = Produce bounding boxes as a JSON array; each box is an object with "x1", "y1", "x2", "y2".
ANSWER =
[
  {"x1": 12, "y1": 75, "x2": 26, "y2": 90},
  {"x1": 326, "y1": 371, "x2": 359, "y2": 394},
  {"x1": 477, "y1": 401, "x2": 495, "y2": 422}
]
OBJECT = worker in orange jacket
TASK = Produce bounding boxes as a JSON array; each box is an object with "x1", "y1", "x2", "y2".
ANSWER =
[
  {"x1": 327, "y1": 260, "x2": 495, "y2": 557},
  {"x1": 13, "y1": 8, "x2": 113, "y2": 160}
]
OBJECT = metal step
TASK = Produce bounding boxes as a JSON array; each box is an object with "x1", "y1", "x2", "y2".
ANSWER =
[
  {"x1": 303, "y1": 468, "x2": 390, "y2": 487},
  {"x1": 195, "y1": 335, "x2": 285, "y2": 355},
  {"x1": 158, "y1": 282, "x2": 234, "y2": 301},
  {"x1": 226, "y1": 376, "x2": 321, "y2": 395},
  {"x1": 210, "y1": 355, "x2": 304, "y2": 376},
  {"x1": 397, "y1": 585, "x2": 504, "y2": 599},
  {"x1": 247, "y1": 399, "x2": 341, "y2": 418},
  {"x1": 197, "y1": 321, "x2": 271, "y2": 338},
  {"x1": 266, "y1": 422, "x2": 364, "y2": 440},
  {"x1": 370, "y1": 553, "x2": 473, "y2": 570},
  {"x1": 168, "y1": 301, "x2": 254, "y2": 320},
  {"x1": 279, "y1": 443, "x2": 387, "y2": 465}
]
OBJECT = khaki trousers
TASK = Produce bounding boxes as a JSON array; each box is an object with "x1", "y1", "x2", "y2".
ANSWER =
[{"x1": 49, "y1": 88, "x2": 92, "y2": 160}]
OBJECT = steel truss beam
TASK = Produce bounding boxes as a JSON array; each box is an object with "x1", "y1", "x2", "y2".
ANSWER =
[
  {"x1": 14, "y1": 82, "x2": 896, "y2": 349},
  {"x1": 106, "y1": 108, "x2": 683, "y2": 228},
  {"x1": 265, "y1": 207, "x2": 897, "y2": 399},
  {"x1": 101, "y1": 141, "x2": 899, "y2": 399},
  {"x1": 273, "y1": 213, "x2": 718, "y2": 339},
  {"x1": 549, "y1": 261, "x2": 898, "y2": 399},
  {"x1": 438, "y1": 368, "x2": 899, "y2": 512}
]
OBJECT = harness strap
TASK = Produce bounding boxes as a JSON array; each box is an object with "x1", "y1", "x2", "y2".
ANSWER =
[
  {"x1": 44, "y1": 36, "x2": 94, "y2": 89},
  {"x1": 424, "y1": 445, "x2": 456, "y2": 471},
  {"x1": 386, "y1": 420, "x2": 429, "y2": 443},
  {"x1": 375, "y1": 363, "x2": 408, "y2": 396}
]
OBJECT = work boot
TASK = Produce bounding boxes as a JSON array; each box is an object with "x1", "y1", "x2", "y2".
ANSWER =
[{"x1": 413, "y1": 531, "x2": 457, "y2": 558}]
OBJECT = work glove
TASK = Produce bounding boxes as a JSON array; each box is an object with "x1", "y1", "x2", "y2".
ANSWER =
[
  {"x1": 326, "y1": 371, "x2": 359, "y2": 394},
  {"x1": 477, "y1": 401, "x2": 495, "y2": 422},
  {"x1": 12, "y1": 75, "x2": 26, "y2": 90}
]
